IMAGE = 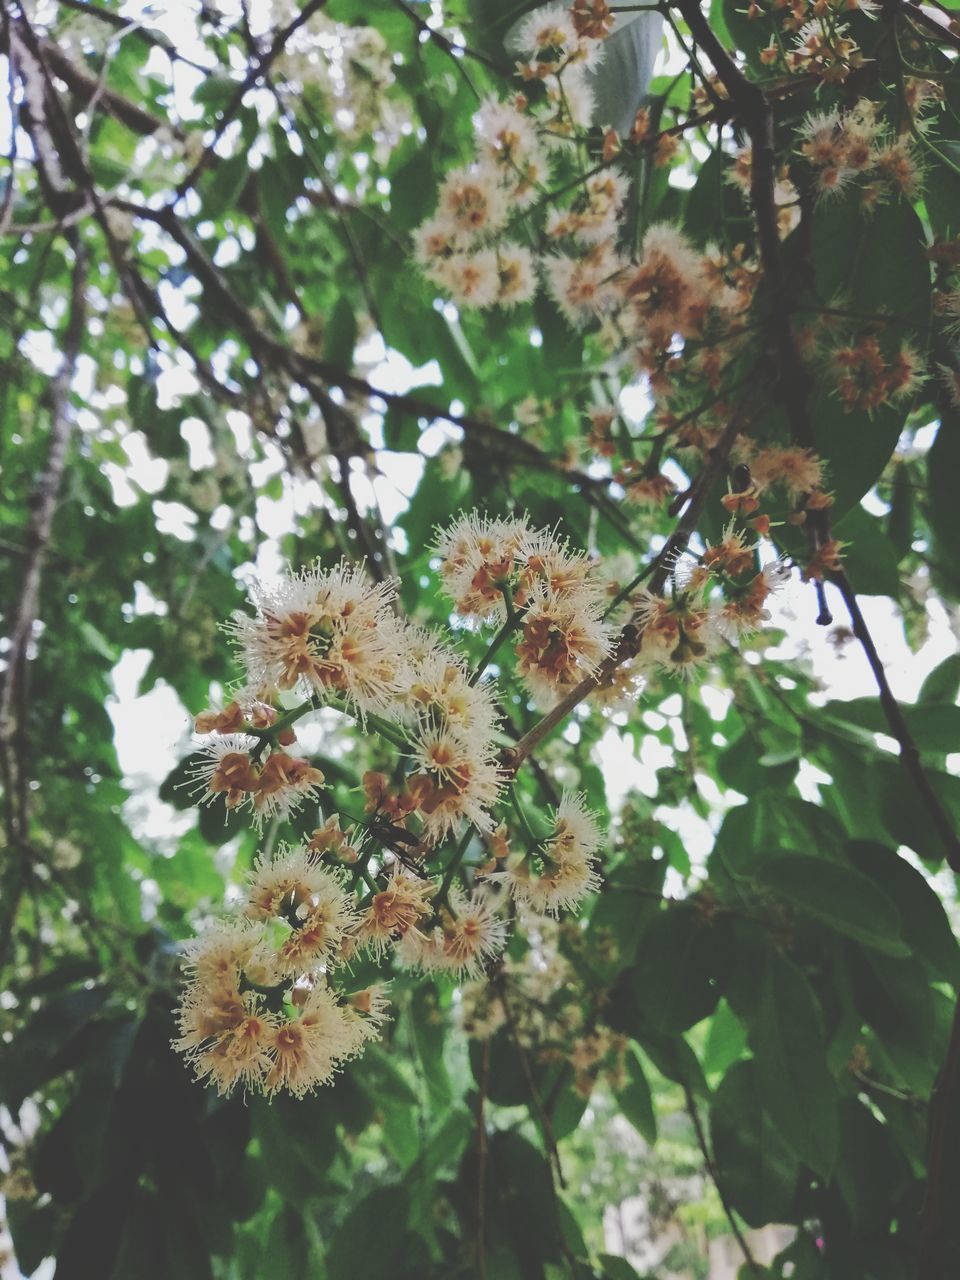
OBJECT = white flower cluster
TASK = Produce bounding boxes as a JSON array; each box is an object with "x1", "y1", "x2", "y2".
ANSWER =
[
  {"x1": 797, "y1": 99, "x2": 923, "y2": 199},
  {"x1": 413, "y1": 3, "x2": 615, "y2": 310},
  {"x1": 176, "y1": 518, "x2": 616, "y2": 1097},
  {"x1": 174, "y1": 851, "x2": 384, "y2": 1098},
  {"x1": 485, "y1": 792, "x2": 603, "y2": 915},
  {"x1": 412, "y1": 9, "x2": 750, "y2": 383},
  {"x1": 436, "y1": 511, "x2": 613, "y2": 707},
  {"x1": 191, "y1": 561, "x2": 503, "y2": 844}
]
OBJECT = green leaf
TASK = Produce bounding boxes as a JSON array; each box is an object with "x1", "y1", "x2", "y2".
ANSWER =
[
  {"x1": 831, "y1": 506, "x2": 901, "y2": 598},
  {"x1": 199, "y1": 151, "x2": 250, "y2": 221},
  {"x1": 753, "y1": 949, "x2": 839, "y2": 1179},
  {"x1": 485, "y1": 1131, "x2": 562, "y2": 1269},
  {"x1": 408, "y1": 983, "x2": 453, "y2": 1107},
  {"x1": 615, "y1": 1048, "x2": 657, "y2": 1144},
  {"x1": 886, "y1": 461, "x2": 914, "y2": 560},
  {"x1": 586, "y1": 862, "x2": 664, "y2": 979},
  {"x1": 929, "y1": 411, "x2": 960, "y2": 567},
  {"x1": 0, "y1": 985, "x2": 109, "y2": 1110},
  {"x1": 599, "y1": 1255, "x2": 643, "y2": 1280},
  {"x1": 619, "y1": 908, "x2": 724, "y2": 1033},
  {"x1": 326, "y1": 1186, "x2": 421, "y2": 1280},
  {"x1": 821, "y1": 697, "x2": 960, "y2": 755},
  {"x1": 710, "y1": 1059, "x2": 801, "y2": 1228},
  {"x1": 634, "y1": 1031, "x2": 710, "y2": 1099},
  {"x1": 753, "y1": 853, "x2": 909, "y2": 955},
  {"x1": 703, "y1": 998, "x2": 748, "y2": 1077},
  {"x1": 919, "y1": 651, "x2": 960, "y2": 706},
  {"x1": 924, "y1": 142, "x2": 960, "y2": 238},
  {"x1": 846, "y1": 840, "x2": 960, "y2": 984},
  {"x1": 7, "y1": 1199, "x2": 60, "y2": 1276},
  {"x1": 833, "y1": 1097, "x2": 913, "y2": 1232}
]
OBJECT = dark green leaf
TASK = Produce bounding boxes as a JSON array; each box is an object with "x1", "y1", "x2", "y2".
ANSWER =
[
  {"x1": 753, "y1": 853, "x2": 909, "y2": 955},
  {"x1": 753, "y1": 949, "x2": 838, "y2": 1178}
]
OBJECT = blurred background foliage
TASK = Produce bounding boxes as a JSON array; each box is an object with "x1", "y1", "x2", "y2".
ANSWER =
[{"x1": 2, "y1": 0, "x2": 960, "y2": 1277}]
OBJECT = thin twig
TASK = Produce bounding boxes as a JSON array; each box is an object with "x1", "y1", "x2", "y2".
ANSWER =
[
  {"x1": 0, "y1": 241, "x2": 87, "y2": 969},
  {"x1": 475, "y1": 1037, "x2": 490, "y2": 1280},
  {"x1": 172, "y1": 0, "x2": 330, "y2": 201},
  {"x1": 831, "y1": 570, "x2": 960, "y2": 872},
  {"x1": 494, "y1": 975, "x2": 566, "y2": 1189},
  {"x1": 683, "y1": 1082, "x2": 762, "y2": 1275},
  {"x1": 58, "y1": 0, "x2": 213, "y2": 72}
]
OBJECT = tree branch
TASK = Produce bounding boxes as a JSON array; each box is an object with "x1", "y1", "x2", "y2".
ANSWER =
[
  {"x1": 0, "y1": 241, "x2": 87, "y2": 965},
  {"x1": 172, "y1": 0, "x2": 330, "y2": 201},
  {"x1": 831, "y1": 570, "x2": 960, "y2": 872},
  {"x1": 494, "y1": 974, "x2": 566, "y2": 1190},
  {"x1": 683, "y1": 1082, "x2": 762, "y2": 1275},
  {"x1": 673, "y1": 0, "x2": 960, "y2": 871},
  {"x1": 37, "y1": 37, "x2": 183, "y2": 138}
]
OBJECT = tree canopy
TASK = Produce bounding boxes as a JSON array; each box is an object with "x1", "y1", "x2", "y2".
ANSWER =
[{"x1": 3, "y1": 1, "x2": 960, "y2": 1277}]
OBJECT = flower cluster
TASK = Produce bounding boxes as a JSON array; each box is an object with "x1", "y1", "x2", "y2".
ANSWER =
[
  {"x1": 412, "y1": 4, "x2": 617, "y2": 311},
  {"x1": 228, "y1": 562, "x2": 404, "y2": 712},
  {"x1": 620, "y1": 508, "x2": 792, "y2": 680},
  {"x1": 190, "y1": 733, "x2": 326, "y2": 829},
  {"x1": 176, "y1": 528, "x2": 615, "y2": 1096},
  {"x1": 832, "y1": 334, "x2": 924, "y2": 412},
  {"x1": 460, "y1": 916, "x2": 629, "y2": 1098},
  {"x1": 175, "y1": 467, "x2": 800, "y2": 1103},
  {"x1": 174, "y1": 851, "x2": 385, "y2": 1098},
  {"x1": 189, "y1": 560, "x2": 505, "y2": 845},
  {"x1": 749, "y1": 0, "x2": 873, "y2": 84},
  {"x1": 484, "y1": 792, "x2": 604, "y2": 916},
  {"x1": 436, "y1": 512, "x2": 613, "y2": 706},
  {"x1": 273, "y1": 4, "x2": 408, "y2": 152},
  {"x1": 799, "y1": 101, "x2": 923, "y2": 201}
]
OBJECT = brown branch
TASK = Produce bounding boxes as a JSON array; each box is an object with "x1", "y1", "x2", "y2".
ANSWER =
[
  {"x1": 117, "y1": 200, "x2": 398, "y2": 579},
  {"x1": 666, "y1": 10, "x2": 960, "y2": 1266},
  {"x1": 0, "y1": 241, "x2": 87, "y2": 965},
  {"x1": 832, "y1": 569, "x2": 960, "y2": 872},
  {"x1": 683, "y1": 1082, "x2": 762, "y2": 1275},
  {"x1": 672, "y1": 0, "x2": 814, "y2": 451},
  {"x1": 119, "y1": 198, "x2": 638, "y2": 555},
  {"x1": 673, "y1": 0, "x2": 960, "y2": 869},
  {"x1": 57, "y1": 0, "x2": 213, "y2": 72},
  {"x1": 172, "y1": 0, "x2": 329, "y2": 201},
  {"x1": 11, "y1": 12, "x2": 160, "y2": 350},
  {"x1": 289, "y1": 362, "x2": 643, "y2": 555},
  {"x1": 494, "y1": 974, "x2": 566, "y2": 1190},
  {"x1": 37, "y1": 37, "x2": 183, "y2": 138}
]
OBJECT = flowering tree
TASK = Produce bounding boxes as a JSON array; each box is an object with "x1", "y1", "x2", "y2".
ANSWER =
[{"x1": 3, "y1": 0, "x2": 960, "y2": 1276}]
